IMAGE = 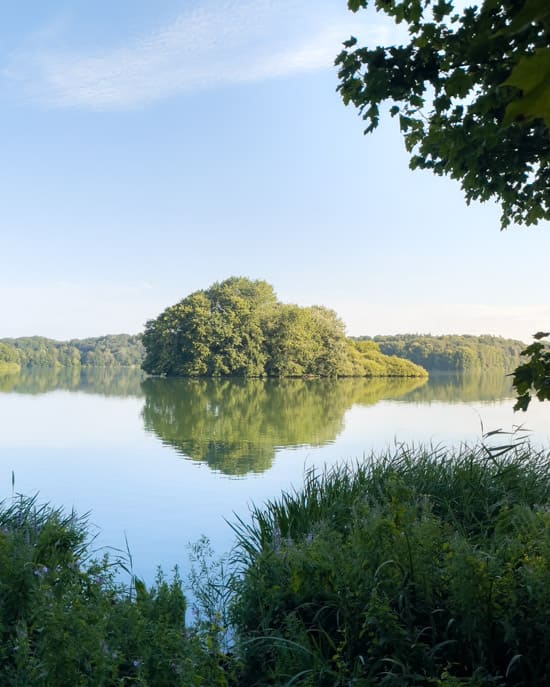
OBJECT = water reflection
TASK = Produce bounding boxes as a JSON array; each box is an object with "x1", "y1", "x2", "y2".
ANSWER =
[
  {"x1": 141, "y1": 376, "x2": 427, "y2": 475},
  {"x1": 401, "y1": 370, "x2": 514, "y2": 403},
  {"x1": 0, "y1": 367, "x2": 520, "y2": 476},
  {"x1": 0, "y1": 367, "x2": 145, "y2": 397}
]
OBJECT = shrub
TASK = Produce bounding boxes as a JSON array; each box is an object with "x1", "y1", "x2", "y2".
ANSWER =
[
  {"x1": 230, "y1": 444, "x2": 550, "y2": 686},
  {"x1": 0, "y1": 496, "x2": 229, "y2": 687}
]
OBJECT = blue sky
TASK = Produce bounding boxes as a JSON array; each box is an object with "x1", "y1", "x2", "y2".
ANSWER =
[{"x1": 1, "y1": 0, "x2": 548, "y2": 342}]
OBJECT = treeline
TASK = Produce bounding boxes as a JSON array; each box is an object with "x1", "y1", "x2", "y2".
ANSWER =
[
  {"x1": 143, "y1": 277, "x2": 427, "y2": 378},
  {"x1": 0, "y1": 334, "x2": 144, "y2": 368},
  {"x1": 357, "y1": 334, "x2": 526, "y2": 372}
]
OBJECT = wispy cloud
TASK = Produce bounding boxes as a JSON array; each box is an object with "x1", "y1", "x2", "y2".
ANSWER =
[{"x1": 5, "y1": 0, "x2": 383, "y2": 110}]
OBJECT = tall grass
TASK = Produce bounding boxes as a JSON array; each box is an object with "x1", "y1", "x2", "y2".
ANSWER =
[
  {"x1": 0, "y1": 495, "x2": 230, "y2": 687},
  {"x1": 230, "y1": 442, "x2": 550, "y2": 686}
]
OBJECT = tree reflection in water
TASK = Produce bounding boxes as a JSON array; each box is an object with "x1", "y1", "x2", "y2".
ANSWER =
[
  {"x1": 0, "y1": 368, "x2": 516, "y2": 477},
  {"x1": 141, "y1": 377, "x2": 427, "y2": 476}
]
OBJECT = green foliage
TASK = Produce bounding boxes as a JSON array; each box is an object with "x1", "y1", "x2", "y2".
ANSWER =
[
  {"x1": 500, "y1": 1, "x2": 550, "y2": 127},
  {"x1": 143, "y1": 278, "x2": 276, "y2": 377},
  {"x1": 0, "y1": 343, "x2": 20, "y2": 374},
  {"x1": 346, "y1": 339, "x2": 428, "y2": 377},
  {"x1": 266, "y1": 305, "x2": 348, "y2": 377},
  {"x1": 73, "y1": 334, "x2": 145, "y2": 367},
  {"x1": 0, "y1": 495, "x2": 229, "y2": 687},
  {"x1": 142, "y1": 277, "x2": 427, "y2": 378},
  {"x1": 1, "y1": 335, "x2": 144, "y2": 368},
  {"x1": 230, "y1": 444, "x2": 550, "y2": 686},
  {"x1": 512, "y1": 331, "x2": 550, "y2": 410},
  {"x1": 1, "y1": 337, "x2": 82, "y2": 367},
  {"x1": 336, "y1": 0, "x2": 550, "y2": 228},
  {"x1": 367, "y1": 334, "x2": 525, "y2": 373}
]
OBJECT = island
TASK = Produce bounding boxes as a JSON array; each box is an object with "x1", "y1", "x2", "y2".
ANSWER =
[{"x1": 142, "y1": 277, "x2": 427, "y2": 378}]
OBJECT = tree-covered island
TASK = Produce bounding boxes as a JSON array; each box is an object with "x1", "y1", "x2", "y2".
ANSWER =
[{"x1": 142, "y1": 277, "x2": 427, "y2": 378}]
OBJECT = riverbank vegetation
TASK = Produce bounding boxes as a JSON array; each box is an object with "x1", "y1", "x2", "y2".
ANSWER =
[
  {"x1": 362, "y1": 334, "x2": 526, "y2": 373},
  {"x1": 142, "y1": 277, "x2": 426, "y2": 378},
  {"x1": 230, "y1": 442, "x2": 550, "y2": 686},
  {"x1": 0, "y1": 495, "x2": 228, "y2": 687},
  {"x1": 5, "y1": 443, "x2": 550, "y2": 686}
]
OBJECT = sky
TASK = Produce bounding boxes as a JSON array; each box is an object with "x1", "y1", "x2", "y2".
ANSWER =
[{"x1": 0, "y1": 0, "x2": 549, "y2": 343}]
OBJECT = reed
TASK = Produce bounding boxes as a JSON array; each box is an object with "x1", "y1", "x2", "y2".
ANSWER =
[{"x1": 230, "y1": 441, "x2": 550, "y2": 686}]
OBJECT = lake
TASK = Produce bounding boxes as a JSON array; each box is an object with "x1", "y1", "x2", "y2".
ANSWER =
[{"x1": 0, "y1": 367, "x2": 549, "y2": 583}]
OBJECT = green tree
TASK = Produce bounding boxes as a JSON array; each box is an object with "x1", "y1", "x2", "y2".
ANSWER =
[
  {"x1": 143, "y1": 278, "x2": 275, "y2": 377},
  {"x1": 336, "y1": 0, "x2": 550, "y2": 407},
  {"x1": 512, "y1": 331, "x2": 550, "y2": 409},
  {"x1": 0, "y1": 342, "x2": 20, "y2": 373},
  {"x1": 336, "y1": 0, "x2": 550, "y2": 228},
  {"x1": 265, "y1": 304, "x2": 348, "y2": 376}
]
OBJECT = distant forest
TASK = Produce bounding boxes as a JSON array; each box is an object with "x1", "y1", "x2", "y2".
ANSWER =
[
  {"x1": 356, "y1": 335, "x2": 526, "y2": 373},
  {"x1": 0, "y1": 334, "x2": 144, "y2": 368},
  {"x1": 0, "y1": 325, "x2": 527, "y2": 377}
]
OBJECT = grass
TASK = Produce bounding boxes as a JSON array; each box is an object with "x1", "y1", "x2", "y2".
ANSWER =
[{"x1": 229, "y1": 441, "x2": 550, "y2": 686}]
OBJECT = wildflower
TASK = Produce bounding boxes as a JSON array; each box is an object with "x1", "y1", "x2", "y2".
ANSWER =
[{"x1": 272, "y1": 525, "x2": 282, "y2": 552}]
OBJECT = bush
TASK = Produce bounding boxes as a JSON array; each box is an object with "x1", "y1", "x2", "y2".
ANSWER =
[
  {"x1": 0, "y1": 496, "x2": 229, "y2": 687},
  {"x1": 230, "y1": 444, "x2": 550, "y2": 686}
]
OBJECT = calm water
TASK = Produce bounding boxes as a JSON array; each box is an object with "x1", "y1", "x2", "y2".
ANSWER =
[{"x1": 0, "y1": 367, "x2": 549, "y2": 582}]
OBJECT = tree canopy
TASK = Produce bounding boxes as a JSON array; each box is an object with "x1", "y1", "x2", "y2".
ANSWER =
[
  {"x1": 142, "y1": 277, "x2": 427, "y2": 378},
  {"x1": 511, "y1": 331, "x2": 550, "y2": 409},
  {"x1": 336, "y1": 0, "x2": 550, "y2": 228},
  {"x1": 0, "y1": 342, "x2": 20, "y2": 373}
]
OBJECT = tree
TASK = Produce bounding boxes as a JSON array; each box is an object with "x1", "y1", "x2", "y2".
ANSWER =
[
  {"x1": 336, "y1": 0, "x2": 550, "y2": 228},
  {"x1": 0, "y1": 342, "x2": 20, "y2": 373},
  {"x1": 265, "y1": 304, "x2": 348, "y2": 377},
  {"x1": 142, "y1": 278, "x2": 274, "y2": 377},
  {"x1": 511, "y1": 331, "x2": 550, "y2": 409},
  {"x1": 336, "y1": 0, "x2": 550, "y2": 408}
]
